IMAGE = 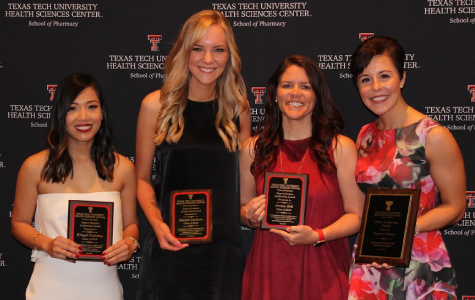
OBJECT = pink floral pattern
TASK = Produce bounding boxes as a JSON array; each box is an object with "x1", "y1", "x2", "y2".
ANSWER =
[{"x1": 349, "y1": 119, "x2": 457, "y2": 300}]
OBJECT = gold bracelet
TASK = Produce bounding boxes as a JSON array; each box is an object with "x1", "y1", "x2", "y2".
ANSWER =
[
  {"x1": 123, "y1": 236, "x2": 140, "y2": 253},
  {"x1": 32, "y1": 233, "x2": 40, "y2": 251}
]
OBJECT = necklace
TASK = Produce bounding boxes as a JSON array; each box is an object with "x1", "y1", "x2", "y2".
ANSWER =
[
  {"x1": 280, "y1": 146, "x2": 309, "y2": 174},
  {"x1": 378, "y1": 105, "x2": 408, "y2": 144},
  {"x1": 377, "y1": 105, "x2": 408, "y2": 131}
]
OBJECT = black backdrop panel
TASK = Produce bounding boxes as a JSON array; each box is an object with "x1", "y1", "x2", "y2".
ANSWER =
[{"x1": 1, "y1": 1, "x2": 474, "y2": 299}]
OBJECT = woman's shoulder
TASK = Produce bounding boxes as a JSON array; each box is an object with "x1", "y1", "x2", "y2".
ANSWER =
[
  {"x1": 141, "y1": 89, "x2": 162, "y2": 110},
  {"x1": 332, "y1": 134, "x2": 357, "y2": 158},
  {"x1": 22, "y1": 150, "x2": 48, "y2": 171},
  {"x1": 332, "y1": 134, "x2": 356, "y2": 150},
  {"x1": 18, "y1": 150, "x2": 49, "y2": 183},
  {"x1": 114, "y1": 153, "x2": 135, "y2": 174},
  {"x1": 326, "y1": 135, "x2": 358, "y2": 170},
  {"x1": 242, "y1": 135, "x2": 257, "y2": 150},
  {"x1": 240, "y1": 135, "x2": 258, "y2": 158}
]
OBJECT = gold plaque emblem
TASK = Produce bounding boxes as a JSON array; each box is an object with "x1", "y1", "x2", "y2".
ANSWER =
[{"x1": 385, "y1": 201, "x2": 393, "y2": 211}]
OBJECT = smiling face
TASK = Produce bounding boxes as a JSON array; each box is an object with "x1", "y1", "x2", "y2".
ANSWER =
[
  {"x1": 357, "y1": 54, "x2": 406, "y2": 117},
  {"x1": 65, "y1": 86, "x2": 102, "y2": 145},
  {"x1": 188, "y1": 24, "x2": 229, "y2": 90},
  {"x1": 277, "y1": 65, "x2": 316, "y2": 126}
]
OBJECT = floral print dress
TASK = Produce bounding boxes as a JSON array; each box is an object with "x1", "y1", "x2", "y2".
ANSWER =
[{"x1": 348, "y1": 118, "x2": 457, "y2": 300}]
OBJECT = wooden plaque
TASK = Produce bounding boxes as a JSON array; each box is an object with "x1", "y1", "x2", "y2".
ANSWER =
[
  {"x1": 67, "y1": 200, "x2": 114, "y2": 261},
  {"x1": 355, "y1": 188, "x2": 421, "y2": 267},
  {"x1": 261, "y1": 172, "x2": 308, "y2": 230},
  {"x1": 169, "y1": 189, "x2": 213, "y2": 244}
]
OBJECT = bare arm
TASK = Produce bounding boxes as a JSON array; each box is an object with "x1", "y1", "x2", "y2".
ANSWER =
[
  {"x1": 11, "y1": 152, "x2": 81, "y2": 260},
  {"x1": 103, "y1": 155, "x2": 140, "y2": 265},
  {"x1": 240, "y1": 137, "x2": 265, "y2": 228},
  {"x1": 417, "y1": 126, "x2": 466, "y2": 232},
  {"x1": 321, "y1": 135, "x2": 365, "y2": 239},
  {"x1": 239, "y1": 99, "x2": 252, "y2": 144},
  {"x1": 271, "y1": 135, "x2": 365, "y2": 245},
  {"x1": 135, "y1": 90, "x2": 187, "y2": 251}
]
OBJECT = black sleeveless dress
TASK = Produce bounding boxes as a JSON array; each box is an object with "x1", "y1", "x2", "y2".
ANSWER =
[{"x1": 136, "y1": 99, "x2": 244, "y2": 300}]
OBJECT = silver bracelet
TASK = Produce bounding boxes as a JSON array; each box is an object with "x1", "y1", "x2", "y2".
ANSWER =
[
  {"x1": 123, "y1": 236, "x2": 140, "y2": 253},
  {"x1": 414, "y1": 223, "x2": 419, "y2": 237}
]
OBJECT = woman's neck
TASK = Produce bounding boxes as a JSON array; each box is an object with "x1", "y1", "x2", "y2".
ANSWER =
[
  {"x1": 378, "y1": 100, "x2": 408, "y2": 130},
  {"x1": 67, "y1": 141, "x2": 93, "y2": 163},
  {"x1": 282, "y1": 119, "x2": 312, "y2": 140},
  {"x1": 188, "y1": 81, "x2": 217, "y2": 102}
]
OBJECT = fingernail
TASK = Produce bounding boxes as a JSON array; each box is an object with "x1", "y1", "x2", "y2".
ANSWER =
[
  {"x1": 75, "y1": 254, "x2": 79, "y2": 259},
  {"x1": 101, "y1": 256, "x2": 106, "y2": 260},
  {"x1": 104, "y1": 261, "x2": 108, "y2": 265},
  {"x1": 102, "y1": 251, "x2": 105, "y2": 255},
  {"x1": 177, "y1": 243, "x2": 182, "y2": 247},
  {"x1": 79, "y1": 251, "x2": 83, "y2": 255},
  {"x1": 78, "y1": 245, "x2": 83, "y2": 250}
]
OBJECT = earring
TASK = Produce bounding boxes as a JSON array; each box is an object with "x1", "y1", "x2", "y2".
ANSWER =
[{"x1": 275, "y1": 98, "x2": 278, "y2": 103}]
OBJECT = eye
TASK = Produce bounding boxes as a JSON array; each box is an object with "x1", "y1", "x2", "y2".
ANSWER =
[
  {"x1": 68, "y1": 106, "x2": 76, "y2": 112},
  {"x1": 89, "y1": 104, "x2": 99, "y2": 109},
  {"x1": 281, "y1": 84, "x2": 292, "y2": 88},
  {"x1": 380, "y1": 73, "x2": 390, "y2": 79},
  {"x1": 301, "y1": 84, "x2": 312, "y2": 90},
  {"x1": 359, "y1": 77, "x2": 371, "y2": 86},
  {"x1": 192, "y1": 47, "x2": 203, "y2": 52},
  {"x1": 214, "y1": 48, "x2": 226, "y2": 52}
]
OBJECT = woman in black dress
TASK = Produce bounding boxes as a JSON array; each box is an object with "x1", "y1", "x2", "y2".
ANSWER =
[{"x1": 135, "y1": 10, "x2": 250, "y2": 300}]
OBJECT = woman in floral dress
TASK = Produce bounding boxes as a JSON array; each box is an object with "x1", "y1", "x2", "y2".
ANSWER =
[{"x1": 347, "y1": 36, "x2": 466, "y2": 300}]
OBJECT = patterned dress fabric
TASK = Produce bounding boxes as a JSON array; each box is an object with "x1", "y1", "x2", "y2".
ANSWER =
[{"x1": 348, "y1": 119, "x2": 457, "y2": 300}]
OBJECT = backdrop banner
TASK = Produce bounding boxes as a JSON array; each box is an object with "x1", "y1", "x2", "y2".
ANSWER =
[{"x1": 1, "y1": 1, "x2": 474, "y2": 299}]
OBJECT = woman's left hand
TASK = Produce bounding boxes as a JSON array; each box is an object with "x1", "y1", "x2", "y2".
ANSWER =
[
  {"x1": 270, "y1": 225, "x2": 317, "y2": 246},
  {"x1": 102, "y1": 239, "x2": 135, "y2": 266}
]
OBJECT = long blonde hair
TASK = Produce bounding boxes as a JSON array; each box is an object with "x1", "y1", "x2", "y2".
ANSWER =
[{"x1": 154, "y1": 10, "x2": 248, "y2": 152}]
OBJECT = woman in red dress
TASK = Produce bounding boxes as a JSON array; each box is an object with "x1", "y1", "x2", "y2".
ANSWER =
[{"x1": 240, "y1": 55, "x2": 365, "y2": 300}]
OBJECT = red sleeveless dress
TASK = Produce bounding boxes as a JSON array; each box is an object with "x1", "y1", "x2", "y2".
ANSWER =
[{"x1": 242, "y1": 138, "x2": 351, "y2": 300}]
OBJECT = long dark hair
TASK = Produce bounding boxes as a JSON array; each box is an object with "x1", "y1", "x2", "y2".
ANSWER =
[
  {"x1": 252, "y1": 55, "x2": 344, "y2": 176},
  {"x1": 41, "y1": 73, "x2": 116, "y2": 183}
]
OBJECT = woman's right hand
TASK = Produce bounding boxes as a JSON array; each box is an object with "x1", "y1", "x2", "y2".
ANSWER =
[
  {"x1": 44, "y1": 236, "x2": 82, "y2": 261},
  {"x1": 243, "y1": 194, "x2": 266, "y2": 228},
  {"x1": 152, "y1": 220, "x2": 189, "y2": 251},
  {"x1": 367, "y1": 262, "x2": 394, "y2": 270}
]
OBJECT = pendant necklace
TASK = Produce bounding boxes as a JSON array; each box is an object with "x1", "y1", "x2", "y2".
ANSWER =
[
  {"x1": 378, "y1": 105, "x2": 407, "y2": 145},
  {"x1": 280, "y1": 146, "x2": 309, "y2": 174}
]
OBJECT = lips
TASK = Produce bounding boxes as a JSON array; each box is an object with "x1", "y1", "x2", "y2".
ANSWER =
[
  {"x1": 287, "y1": 101, "x2": 304, "y2": 107},
  {"x1": 75, "y1": 124, "x2": 93, "y2": 132},
  {"x1": 198, "y1": 66, "x2": 216, "y2": 73},
  {"x1": 371, "y1": 95, "x2": 389, "y2": 103}
]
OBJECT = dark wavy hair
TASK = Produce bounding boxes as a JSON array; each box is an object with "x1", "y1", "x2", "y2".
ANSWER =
[
  {"x1": 251, "y1": 55, "x2": 344, "y2": 176},
  {"x1": 350, "y1": 36, "x2": 405, "y2": 86},
  {"x1": 41, "y1": 73, "x2": 116, "y2": 183}
]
